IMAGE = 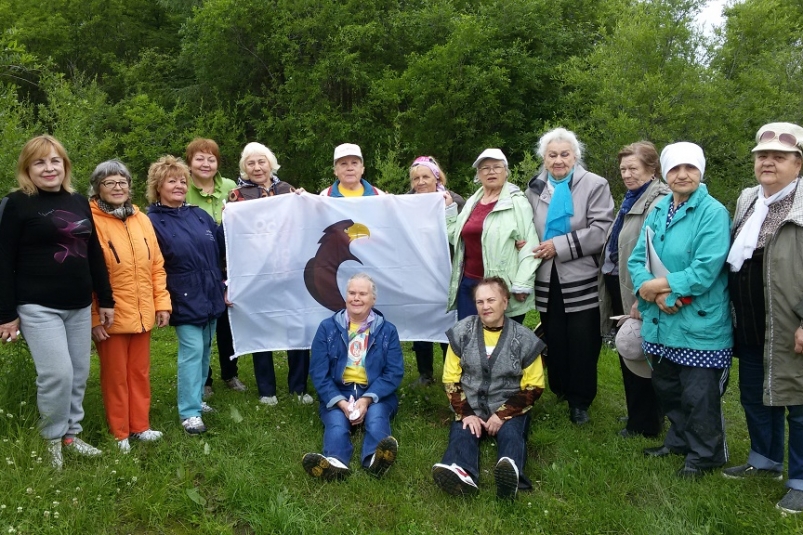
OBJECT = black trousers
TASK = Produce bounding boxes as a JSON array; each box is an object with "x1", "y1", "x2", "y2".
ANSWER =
[
  {"x1": 604, "y1": 274, "x2": 663, "y2": 436},
  {"x1": 540, "y1": 268, "x2": 601, "y2": 410},
  {"x1": 207, "y1": 309, "x2": 239, "y2": 385},
  {"x1": 651, "y1": 357, "x2": 729, "y2": 470},
  {"x1": 411, "y1": 341, "x2": 448, "y2": 377}
]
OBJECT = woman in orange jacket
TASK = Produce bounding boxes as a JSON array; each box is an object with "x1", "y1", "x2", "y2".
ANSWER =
[{"x1": 89, "y1": 160, "x2": 172, "y2": 452}]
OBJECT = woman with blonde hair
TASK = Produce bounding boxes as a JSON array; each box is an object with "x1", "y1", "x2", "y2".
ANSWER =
[
  {"x1": 146, "y1": 155, "x2": 226, "y2": 435},
  {"x1": 0, "y1": 135, "x2": 114, "y2": 468}
]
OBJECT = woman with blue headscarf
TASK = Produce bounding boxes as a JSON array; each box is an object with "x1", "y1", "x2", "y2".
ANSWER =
[{"x1": 526, "y1": 128, "x2": 614, "y2": 425}]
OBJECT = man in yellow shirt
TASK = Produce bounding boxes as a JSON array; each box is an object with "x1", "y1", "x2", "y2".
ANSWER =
[
  {"x1": 303, "y1": 274, "x2": 403, "y2": 480},
  {"x1": 432, "y1": 277, "x2": 545, "y2": 500}
]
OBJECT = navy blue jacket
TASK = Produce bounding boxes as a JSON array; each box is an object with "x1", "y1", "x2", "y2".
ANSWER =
[
  {"x1": 147, "y1": 203, "x2": 225, "y2": 326},
  {"x1": 310, "y1": 309, "x2": 404, "y2": 409}
]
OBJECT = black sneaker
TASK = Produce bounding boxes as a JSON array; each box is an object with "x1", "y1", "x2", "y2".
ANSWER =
[
  {"x1": 367, "y1": 436, "x2": 398, "y2": 478},
  {"x1": 494, "y1": 457, "x2": 519, "y2": 500},
  {"x1": 722, "y1": 463, "x2": 783, "y2": 481},
  {"x1": 302, "y1": 453, "x2": 351, "y2": 481}
]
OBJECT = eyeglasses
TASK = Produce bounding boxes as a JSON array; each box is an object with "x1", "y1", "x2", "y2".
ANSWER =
[
  {"x1": 100, "y1": 180, "x2": 129, "y2": 189},
  {"x1": 758, "y1": 130, "x2": 799, "y2": 149},
  {"x1": 479, "y1": 164, "x2": 505, "y2": 175}
]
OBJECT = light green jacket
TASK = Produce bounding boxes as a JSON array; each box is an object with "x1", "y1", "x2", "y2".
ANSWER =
[{"x1": 446, "y1": 182, "x2": 540, "y2": 317}]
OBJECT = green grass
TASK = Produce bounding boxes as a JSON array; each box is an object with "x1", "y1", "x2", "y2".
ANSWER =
[{"x1": 0, "y1": 318, "x2": 801, "y2": 534}]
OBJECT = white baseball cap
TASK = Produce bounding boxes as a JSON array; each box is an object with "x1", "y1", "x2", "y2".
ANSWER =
[
  {"x1": 472, "y1": 148, "x2": 508, "y2": 168},
  {"x1": 333, "y1": 143, "x2": 363, "y2": 163}
]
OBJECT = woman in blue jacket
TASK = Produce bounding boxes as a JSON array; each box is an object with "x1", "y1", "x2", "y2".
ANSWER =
[
  {"x1": 628, "y1": 142, "x2": 733, "y2": 479},
  {"x1": 146, "y1": 155, "x2": 226, "y2": 435},
  {"x1": 303, "y1": 274, "x2": 404, "y2": 480}
]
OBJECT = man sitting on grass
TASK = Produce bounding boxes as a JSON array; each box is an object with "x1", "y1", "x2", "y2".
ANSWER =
[
  {"x1": 432, "y1": 277, "x2": 545, "y2": 500},
  {"x1": 303, "y1": 273, "x2": 404, "y2": 480}
]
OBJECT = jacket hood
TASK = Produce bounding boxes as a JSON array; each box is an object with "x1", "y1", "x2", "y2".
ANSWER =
[{"x1": 333, "y1": 308, "x2": 386, "y2": 332}]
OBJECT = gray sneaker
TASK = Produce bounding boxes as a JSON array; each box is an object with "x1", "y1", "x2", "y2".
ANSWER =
[
  {"x1": 48, "y1": 439, "x2": 63, "y2": 470},
  {"x1": 777, "y1": 489, "x2": 803, "y2": 514},
  {"x1": 63, "y1": 437, "x2": 102, "y2": 456},
  {"x1": 225, "y1": 377, "x2": 247, "y2": 391},
  {"x1": 723, "y1": 463, "x2": 783, "y2": 481}
]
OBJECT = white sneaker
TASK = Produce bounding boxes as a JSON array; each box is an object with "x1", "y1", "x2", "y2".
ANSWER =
[
  {"x1": 432, "y1": 463, "x2": 478, "y2": 496},
  {"x1": 259, "y1": 396, "x2": 278, "y2": 406},
  {"x1": 182, "y1": 416, "x2": 206, "y2": 435},
  {"x1": 201, "y1": 402, "x2": 216, "y2": 413},
  {"x1": 63, "y1": 437, "x2": 102, "y2": 457},
  {"x1": 302, "y1": 452, "x2": 351, "y2": 480},
  {"x1": 494, "y1": 457, "x2": 520, "y2": 500},
  {"x1": 48, "y1": 439, "x2": 63, "y2": 470},
  {"x1": 131, "y1": 429, "x2": 163, "y2": 442},
  {"x1": 297, "y1": 393, "x2": 314, "y2": 404},
  {"x1": 117, "y1": 438, "x2": 131, "y2": 453}
]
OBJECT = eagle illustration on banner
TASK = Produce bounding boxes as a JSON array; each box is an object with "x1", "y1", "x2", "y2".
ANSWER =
[
  {"x1": 304, "y1": 219, "x2": 370, "y2": 311},
  {"x1": 222, "y1": 192, "x2": 456, "y2": 355}
]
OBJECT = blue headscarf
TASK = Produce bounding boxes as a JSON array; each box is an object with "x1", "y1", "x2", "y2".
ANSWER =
[{"x1": 543, "y1": 171, "x2": 575, "y2": 240}]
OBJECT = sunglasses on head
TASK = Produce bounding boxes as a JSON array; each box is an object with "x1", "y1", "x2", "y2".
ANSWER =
[{"x1": 759, "y1": 130, "x2": 799, "y2": 148}]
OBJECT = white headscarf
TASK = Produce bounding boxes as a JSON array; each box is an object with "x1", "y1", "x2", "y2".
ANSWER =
[{"x1": 660, "y1": 142, "x2": 706, "y2": 182}]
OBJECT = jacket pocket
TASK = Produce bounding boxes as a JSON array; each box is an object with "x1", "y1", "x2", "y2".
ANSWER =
[{"x1": 108, "y1": 241, "x2": 121, "y2": 264}]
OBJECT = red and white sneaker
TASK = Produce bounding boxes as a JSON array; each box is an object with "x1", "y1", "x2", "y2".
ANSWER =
[
  {"x1": 432, "y1": 463, "x2": 478, "y2": 496},
  {"x1": 494, "y1": 457, "x2": 519, "y2": 500}
]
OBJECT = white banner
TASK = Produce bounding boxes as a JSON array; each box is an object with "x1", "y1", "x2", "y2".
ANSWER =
[{"x1": 222, "y1": 192, "x2": 456, "y2": 356}]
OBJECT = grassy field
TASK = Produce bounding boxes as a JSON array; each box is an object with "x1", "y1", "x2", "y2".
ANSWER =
[{"x1": 0, "y1": 318, "x2": 802, "y2": 535}]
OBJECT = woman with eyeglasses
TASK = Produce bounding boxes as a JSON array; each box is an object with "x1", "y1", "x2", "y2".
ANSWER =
[
  {"x1": 88, "y1": 160, "x2": 171, "y2": 452},
  {"x1": 526, "y1": 127, "x2": 614, "y2": 426},
  {"x1": 0, "y1": 135, "x2": 114, "y2": 469},
  {"x1": 629, "y1": 142, "x2": 732, "y2": 479},
  {"x1": 407, "y1": 156, "x2": 464, "y2": 387},
  {"x1": 445, "y1": 148, "x2": 539, "y2": 325},
  {"x1": 722, "y1": 123, "x2": 803, "y2": 513}
]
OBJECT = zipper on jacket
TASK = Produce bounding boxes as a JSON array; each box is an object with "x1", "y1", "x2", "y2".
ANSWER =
[
  {"x1": 144, "y1": 237, "x2": 151, "y2": 259},
  {"x1": 108, "y1": 241, "x2": 121, "y2": 264}
]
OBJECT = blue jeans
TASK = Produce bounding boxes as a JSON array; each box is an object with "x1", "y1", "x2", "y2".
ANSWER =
[
  {"x1": 318, "y1": 384, "x2": 398, "y2": 467},
  {"x1": 738, "y1": 344, "x2": 784, "y2": 472},
  {"x1": 176, "y1": 321, "x2": 216, "y2": 420},
  {"x1": 738, "y1": 344, "x2": 803, "y2": 489},
  {"x1": 440, "y1": 413, "x2": 532, "y2": 489}
]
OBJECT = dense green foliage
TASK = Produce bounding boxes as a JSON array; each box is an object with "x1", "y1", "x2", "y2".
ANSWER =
[{"x1": 3, "y1": 0, "x2": 802, "y2": 205}]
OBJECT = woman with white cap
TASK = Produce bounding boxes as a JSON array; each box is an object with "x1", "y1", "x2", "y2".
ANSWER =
[
  {"x1": 628, "y1": 141, "x2": 733, "y2": 479},
  {"x1": 444, "y1": 148, "x2": 539, "y2": 324},
  {"x1": 722, "y1": 122, "x2": 803, "y2": 514},
  {"x1": 526, "y1": 127, "x2": 614, "y2": 426},
  {"x1": 320, "y1": 143, "x2": 384, "y2": 197}
]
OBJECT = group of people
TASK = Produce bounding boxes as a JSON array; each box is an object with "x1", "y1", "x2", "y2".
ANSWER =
[{"x1": 1, "y1": 122, "x2": 802, "y2": 511}]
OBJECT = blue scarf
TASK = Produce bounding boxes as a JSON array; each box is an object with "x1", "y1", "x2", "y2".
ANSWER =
[
  {"x1": 607, "y1": 180, "x2": 651, "y2": 265},
  {"x1": 543, "y1": 171, "x2": 574, "y2": 241}
]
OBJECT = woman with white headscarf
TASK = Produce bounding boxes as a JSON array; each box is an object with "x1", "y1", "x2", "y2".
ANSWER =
[
  {"x1": 722, "y1": 122, "x2": 803, "y2": 514},
  {"x1": 628, "y1": 142, "x2": 733, "y2": 479}
]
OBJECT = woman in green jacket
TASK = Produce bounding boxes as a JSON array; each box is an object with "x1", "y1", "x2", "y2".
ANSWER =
[{"x1": 445, "y1": 148, "x2": 539, "y2": 323}]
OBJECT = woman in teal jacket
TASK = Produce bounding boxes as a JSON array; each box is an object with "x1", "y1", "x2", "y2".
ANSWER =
[
  {"x1": 445, "y1": 148, "x2": 539, "y2": 323},
  {"x1": 628, "y1": 142, "x2": 733, "y2": 479}
]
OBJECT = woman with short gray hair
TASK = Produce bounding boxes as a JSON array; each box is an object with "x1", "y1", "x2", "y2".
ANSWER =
[
  {"x1": 89, "y1": 159, "x2": 172, "y2": 452},
  {"x1": 527, "y1": 127, "x2": 614, "y2": 426}
]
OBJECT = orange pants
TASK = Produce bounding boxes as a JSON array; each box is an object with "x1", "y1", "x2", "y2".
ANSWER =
[{"x1": 97, "y1": 331, "x2": 153, "y2": 440}]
